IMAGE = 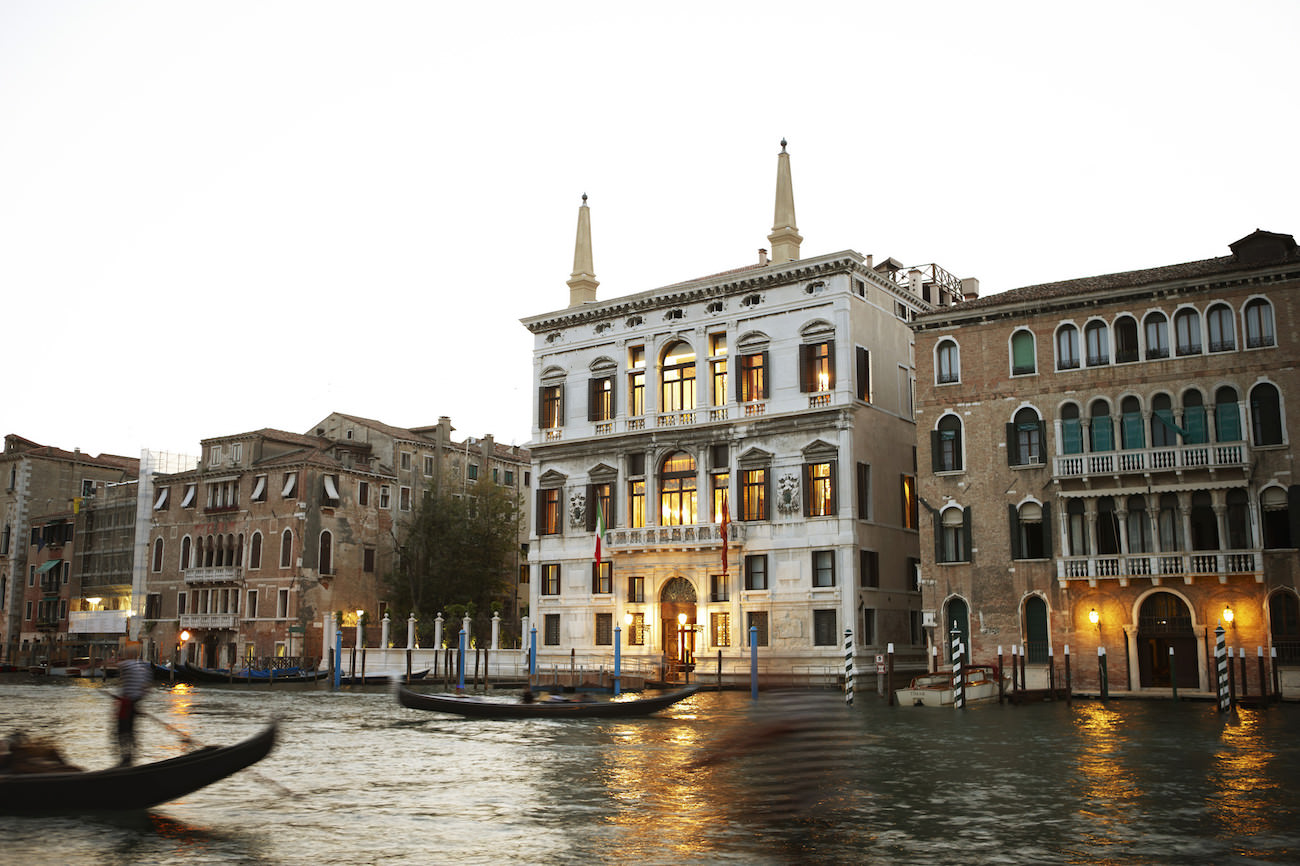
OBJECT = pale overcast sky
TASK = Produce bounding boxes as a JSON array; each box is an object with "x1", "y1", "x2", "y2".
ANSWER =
[{"x1": 3, "y1": 1, "x2": 1296, "y2": 460}]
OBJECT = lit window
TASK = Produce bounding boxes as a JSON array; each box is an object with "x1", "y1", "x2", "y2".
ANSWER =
[
  {"x1": 659, "y1": 452, "x2": 697, "y2": 525},
  {"x1": 739, "y1": 352, "x2": 767, "y2": 402},
  {"x1": 660, "y1": 342, "x2": 696, "y2": 413},
  {"x1": 539, "y1": 384, "x2": 564, "y2": 429},
  {"x1": 901, "y1": 474, "x2": 918, "y2": 530},
  {"x1": 541, "y1": 564, "x2": 561, "y2": 596},
  {"x1": 628, "y1": 346, "x2": 646, "y2": 416},
  {"x1": 800, "y1": 340, "x2": 834, "y2": 392},
  {"x1": 538, "y1": 488, "x2": 562, "y2": 535},
  {"x1": 741, "y1": 468, "x2": 767, "y2": 521},
  {"x1": 711, "y1": 612, "x2": 731, "y2": 647},
  {"x1": 805, "y1": 461, "x2": 835, "y2": 517}
]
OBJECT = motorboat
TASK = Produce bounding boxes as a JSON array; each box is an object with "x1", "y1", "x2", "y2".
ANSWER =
[{"x1": 894, "y1": 665, "x2": 1005, "y2": 707}]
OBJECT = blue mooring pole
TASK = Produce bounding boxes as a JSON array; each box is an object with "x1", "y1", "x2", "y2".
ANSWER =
[
  {"x1": 333, "y1": 625, "x2": 342, "y2": 690},
  {"x1": 613, "y1": 624, "x2": 622, "y2": 696},
  {"x1": 749, "y1": 624, "x2": 759, "y2": 701},
  {"x1": 457, "y1": 629, "x2": 466, "y2": 691},
  {"x1": 529, "y1": 626, "x2": 537, "y2": 676}
]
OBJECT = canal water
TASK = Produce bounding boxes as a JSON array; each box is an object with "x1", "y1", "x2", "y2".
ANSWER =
[{"x1": 1, "y1": 677, "x2": 1297, "y2": 865}]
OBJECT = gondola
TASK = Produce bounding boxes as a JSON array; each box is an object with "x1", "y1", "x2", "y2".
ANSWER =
[
  {"x1": 397, "y1": 684, "x2": 700, "y2": 719},
  {"x1": 339, "y1": 669, "x2": 430, "y2": 685},
  {"x1": 181, "y1": 663, "x2": 330, "y2": 684},
  {"x1": 0, "y1": 723, "x2": 277, "y2": 813}
]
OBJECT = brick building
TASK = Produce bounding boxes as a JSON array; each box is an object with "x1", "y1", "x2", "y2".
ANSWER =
[{"x1": 912, "y1": 230, "x2": 1300, "y2": 695}]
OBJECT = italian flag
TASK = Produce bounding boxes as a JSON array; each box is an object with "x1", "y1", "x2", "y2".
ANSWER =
[{"x1": 594, "y1": 498, "x2": 605, "y2": 567}]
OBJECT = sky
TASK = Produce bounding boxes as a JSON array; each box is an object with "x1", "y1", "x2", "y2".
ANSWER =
[{"x1": 3, "y1": 1, "x2": 1297, "y2": 460}]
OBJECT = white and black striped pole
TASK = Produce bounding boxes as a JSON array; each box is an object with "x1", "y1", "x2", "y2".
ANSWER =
[
  {"x1": 951, "y1": 621, "x2": 964, "y2": 710},
  {"x1": 844, "y1": 628, "x2": 854, "y2": 705},
  {"x1": 1215, "y1": 621, "x2": 1230, "y2": 714}
]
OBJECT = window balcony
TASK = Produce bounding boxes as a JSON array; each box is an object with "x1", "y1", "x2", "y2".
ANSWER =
[
  {"x1": 656, "y1": 410, "x2": 697, "y2": 427},
  {"x1": 180, "y1": 613, "x2": 240, "y2": 629},
  {"x1": 1057, "y1": 549, "x2": 1261, "y2": 587},
  {"x1": 68, "y1": 609, "x2": 129, "y2": 634},
  {"x1": 808, "y1": 393, "x2": 832, "y2": 408},
  {"x1": 608, "y1": 522, "x2": 745, "y2": 552},
  {"x1": 184, "y1": 566, "x2": 243, "y2": 586},
  {"x1": 1054, "y1": 441, "x2": 1247, "y2": 479}
]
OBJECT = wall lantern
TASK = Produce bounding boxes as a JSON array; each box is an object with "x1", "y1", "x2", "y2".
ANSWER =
[
  {"x1": 1088, "y1": 608, "x2": 1100, "y2": 625},
  {"x1": 1223, "y1": 605, "x2": 1234, "y2": 626}
]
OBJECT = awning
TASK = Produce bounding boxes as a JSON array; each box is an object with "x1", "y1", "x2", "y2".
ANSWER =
[
  {"x1": 153, "y1": 488, "x2": 169, "y2": 510},
  {"x1": 323, "y1": 475, "x2": 339, "y2": 501},
  {"x1": 251, "y1": 475, "x2": 266, "y2": 500},
  {"x1": 180, "y1": 485, "x2": 196, "y2": 508},
  {"x1": 282, "y1": 473, "x2": 297, "y2": 498},
  {"x1": 36, "y1": 559, "x2": 62, "y2": 574}
]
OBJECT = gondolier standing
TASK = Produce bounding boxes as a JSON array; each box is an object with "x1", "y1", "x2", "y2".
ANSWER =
[{"x1": 114, "y1": 643, "x2": 152, "y2": 765}]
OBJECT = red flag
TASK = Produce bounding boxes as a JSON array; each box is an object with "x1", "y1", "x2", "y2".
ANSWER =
[
  {"x1": 594, "y1": 498, "x2": 605, "y2": 567},
  {"x1": 720, "y1": 498, "x2": 730, "y2": 574}
]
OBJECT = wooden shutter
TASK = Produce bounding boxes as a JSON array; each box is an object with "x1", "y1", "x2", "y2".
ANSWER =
[
  {"x1": 588, "y1": 379, "x2": 599, "y2": 422},
  {"x1": 1009, "y1": 504, "x2": 1022, "y2": 560},
  {"x1": 585, "y1": 484, "x2": 596, "y2": 531},
  {"x1": 1041, "y1": 506, "x2": 1054, "y2": 558},
  {"x1": 799, "y1": 344, "x2": 813, "y2": 392},
  {"x1": 1005, "y1": 423, "x2": 1017, "y2": 465},
  {"x1": 962, "y1": 507, "x2": 973, "y2": 562},
  {"x1": 760, "y1": 352, "x2": 770, "y2": 398},
  {"x1": 825, "y1": 340, "x2": 836, "y2": 389},
  {"x1": 856, "y1": 346, "x2": 870, "y2": 401},
  {"x1": 538, "y1": 386, "x2": 546, "y2": 427}
]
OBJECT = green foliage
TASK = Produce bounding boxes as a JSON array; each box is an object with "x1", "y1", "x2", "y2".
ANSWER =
[{"x1": 384, "y1": 478, "x2": 521, "y2": 643}]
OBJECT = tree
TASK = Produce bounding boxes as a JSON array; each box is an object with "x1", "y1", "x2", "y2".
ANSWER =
[{"x1": 384, "y1": 478, "x2": 521, "y2": 646}]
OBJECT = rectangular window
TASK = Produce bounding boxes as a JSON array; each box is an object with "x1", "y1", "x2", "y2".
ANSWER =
[
  {"x1": 280, "y1": 474, "x2": 296, "y2": 500},
  {"x1": 400, "y1": 451, "x2": 412, "y2": 471},
  {"x1": 741, "y1": 468, "x2": 767, "y2": 520},
  {"x1": 711, "y1": 612, "x2": 731, "y2": 648},
  {"x1": 710, "y1": 333, "x2": 728, "y2": 407},
  {"x1": 628, "y1": 575, "x2": 644, "y2": 603},
  {"x1": 855, "y1": 346, "x2": 871, "y2": 402},
  {"x1": 747, "y1": 611, "x2": 769, "y2": 646},
  {"x1": 812, "y1": 550, "x2": 836, "y2": 587},
  {"x1": 592, "y1": 561, "x2": 612, "y2": 594},
  {"x1": 277, "y1": 588, "x2": 289, "y2": 619},
  {"x1": 540, "y1": 384, "x2": 564, "y2": 429},
  {"x1": 544, "y1": 613, "x2": 561, "y2": 646},
  {"x1": 863, "y1": 608, "x2": 876, "y2": 645},
  {"x1": 468, "y1": 464, "x2": 479, "y2": 480},
  {"x1": 744, "y1": 554, "x2": 768, "y2": 591},
  {"x1": 586, "y1": 482, "x2": 613, "y2": 531},
  {"x1": 251, "y1": 475, "x2": 267, "y2": 503},
  {"x1": 712, "y1": 472, "x2": 729, "y2": 523},
  {"x1": 505, "y1": 470, "x2": 514, "y2": 485},
  {"x1": 589, "y1": 375, "x2": 615, "y2": 422},
  {"x1": 379, "y1": 485, "x2": 391, "y2": 509},
  {"x1": 399, "y1": 486, "x2": 412, "y2": 511},
  {"x1": 799, "y1": 340, "x2": 835, "y2": 392},
  {"x1": 856, "y1": 462, "x2": 871, "y2": 520},
  {"x1": 627, "y1": 612, "x2": 645, "y2": 645},
  {"x1": 145, "y1": 593, "x2": 161, "y2": 620},
  {"x1": 628, "y1": 480, "x2": 645, "y2": 528},
  {"x1": 424, "y1": 455, "x2": 435, "y2": 476},
  {"x1": 177, "y1": 591, "x2": 187, "y2": 616},
  {"x1": 209, "y1": 445, "x2": 222, "y2": 466},
  {"x1": 805, "y1": 461, "x2": 836, "y2": 517},
  {"x1": 358, "y1": 481, "x2": 369, "y2": 507},
  {"x1": 860, "y1": 550, "x2": 879, "y2": 588},
  {"x1": 542, "y1": 564, "x2": 561, "y2": 595},
  {"x1": 629, "y1": 346, "x2": 645, "y2": 416},
  {"x1": 813, "y1": 609, "x2": 837, "y2": 646},
  {"x1": 247, "y1": 590, "x2": 258, "y2": 619},
  {"x1": 363, "y1": 547, "x2": 376, "y2": 573},
  {"x1": 519, "y1": 564, "x2": 530, "y2": 585},
  {"x1": 901, "y1": 474, "x2": 918, "y2": 530},
  {"x1": 595, "y1": 613, "x2": 613, "y2": 646},
  {"x1": 538, "y1": 488, "x2": 562, "y2": 535},
  {"x1": 25, "y1": 601, "x2": 32, "y2": 621},
  {"x1": 710, "y1": 573, "x2": 729, "y2": 602},
  {"x1": 739, "y1": 352, "x2": 768, "y2": 402}
]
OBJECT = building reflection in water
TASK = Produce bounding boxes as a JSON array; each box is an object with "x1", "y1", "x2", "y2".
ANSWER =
[{"x1": 1210, "y1": 712, "x2": 1276, "y2": 852}]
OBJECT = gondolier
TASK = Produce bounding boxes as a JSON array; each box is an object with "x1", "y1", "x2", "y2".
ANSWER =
[{"x1": 114, "y1": 644, "x2": 152, "y2": 765}]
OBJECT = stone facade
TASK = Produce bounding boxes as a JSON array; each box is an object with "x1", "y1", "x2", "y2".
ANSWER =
[{"x1": 912, "y1": 230, "x2": 1300, "y2": 696}]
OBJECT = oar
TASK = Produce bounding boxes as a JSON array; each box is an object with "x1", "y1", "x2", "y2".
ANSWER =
[{"x1": 136, "y1": 708, "x2": 295, "y2": 798}]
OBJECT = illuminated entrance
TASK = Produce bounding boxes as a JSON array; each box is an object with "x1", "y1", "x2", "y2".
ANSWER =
[
  {"x1": 1137, "y1": 592, "x2": 1198, "y2": 688},
  {"x1": 660, "y1": 577, "x2": 697, "y2": 666}
]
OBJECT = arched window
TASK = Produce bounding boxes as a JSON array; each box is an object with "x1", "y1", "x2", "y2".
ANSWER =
[
  {"x1": 319, "y1": 530, "x2": 333, "y2": 575},
  {"x1": 933, "y1": 414, "x2": 963, "y2": 472},
  {"x1": 180, "y1": 536, "x2": 192, "y2": 571},
  {"x1": 659, "y1": 451, "x2": 697, "y2": 526},
  {"x1": 1114, "y1": 315, "x2": 1139, "y2": 363},
  {"x1": 944, "y1": 597, "x2": 971, "y2": 664},
  {"x1": 1250, "y1": 382, "x2": 1283, "y2": 446},
  {"x1": 204, "y1": 535, "x2": 215, "y2": 567},
  {"x1": 1182, "y1": 389, "x2": 1208, "y2": 444},
  {"x1": 937, "y1": 506, "x2": 970, "y2": 563},
  {"x1": 936, "y1": 339, "x2": 960, "y2": 384},
  {"x1": 1097, "y1": 497, "x2": 1121, "y2": 555},
  {"x1": 1226, "y1": 489, "x2": 1251, "y2": 550},
  {"x1": 1158, "y1": 493, "x2": 1183, "y2": 550},
  {"x1": 1244, "y1": 298, "x2": 1276, "y2": 349},
  {"x1": 249, "y1": 532, "x2": 263, "y2": 570},
  {"x1": 1009, "y1": 407, "x2": 1044, "y2": 466},
  {"x1": 1174, "y1": 308, "x2": 1201, "y2": 356},
  {"x1": 1189, "y1": 492, "x2": 1219, "y2": 550},
  {"x1": 1010, "y1": 330, "x2": 1036, "y2": 376},
  {"x1": 1120, "y1": 396, "x2": 1145, "y2": 450},
  {"x1": 1084, "y1": 320, "x2": 1109, "y2": 366},
  {"x1": 1216, "y1": 386, "x2": 1242, "y2": 442},
  {"x1": 1066, "y1": 500, "x2": 1088, "y2": 555},
  {"x1": 1060, "y1": 402, "x2": 1083, "y2": 455},
  {"x1": 1144, "y1": 312, "x2": 1169, "y2": 360},
  {"x1": 1127, "y1": 495, "x2": 1151, "y2": 553},
  {"x1": 1010, "y1": 500, "x2": 1050, "y2": 560},
  {"x1": 280, "y1": 529, "x2": 293, "y2": 568},
  {"x1": 660, "y1": 341, "x2": 696, "y2": 413},
  {"x1": 1151, "y1": 394, "x2": 1176, "y2": 448},
  {"x1": 235, "y1": 533, "x2": 244, "y2": 567},
  {"x1": 1260, "y1": 486, "x2": 1294, "y2": 549},
  {"x1": 1089, "y1": 400, "x2": 1114, "y2": 452},
  {"x1": 1056, "y1": 325, "x2": 1080, "y2": 370},
  {"x1": 152, "y1": 538, "x2": 164, "y2": 573},
  {"x1": 1207, "y1": 304, "x2": 1236, "y2": 353},
  {"x1": 1024, "y1": 596, "x2": 1049, "y2": 663}
]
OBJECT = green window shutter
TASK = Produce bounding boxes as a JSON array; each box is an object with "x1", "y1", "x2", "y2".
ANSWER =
[
  {"x1": 1121, "y1": 412, "x2": 1145, "y2": 450},
  {"x1": 1062, "y1": 419, "x2": 1083, "y2": 455},
  {"x1": 962, "y1": 507, "x2": 973, "y2": 562},
  {"x1": 1041, "y1": 507, "x2": 1053, "y2": 558},
  {"x1": 1005, "y1": 423, "x2": 1017, "y2": 465},
  {"x1": 1216, "y1": 403, "x2": 1242, "y2": 442},
  {"x1": 1183, "y1": 406, "x2": 1207, "y2": 444},
  {"x1": 1012, "y1": 332, "x2": 1034, "y2": 372},
  {"x1": 1008, "y1": 504, "x2": 1022, "y2": 559},
  {"x1": 1091, "y1": 417, "x2": 1114, "y2": 452}
]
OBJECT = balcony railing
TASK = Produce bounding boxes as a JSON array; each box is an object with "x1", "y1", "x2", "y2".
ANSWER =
[
  {"x1": 185, "y1": 566, "x2": 243, "y2": 586},
  {"x1": 179, "y1": 613, "x2": 240, "y2": 629},
  {"x1": 68, "y1": 609, "x2": 130, "y2": 634},
  {"x1": 657, "y1": 410, "x2": 697, "y2": 427},
  {"x1": 1054, "y1": 441, "x2": 1247, "y2": 479},
  {"x1": 608, "y1": 522, "x2": 746, "y2": 551},
  {"x1": 1058, "y1": 549, "x2": 1261, "y2": 585}
]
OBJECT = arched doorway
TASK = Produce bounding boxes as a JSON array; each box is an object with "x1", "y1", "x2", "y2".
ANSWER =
[
  {"x1": 943, "y1": 598, "x2": 971, "y2": 665},
  {"x1": 1137, "y1": 592, "x2": 1198, "y2": 688},
  {"x1": 1270, "y1": 591, "x2": 1300, "y2": 664},
  {"x1": 1024, "y1": 596, "x2": 1050, "y2": 663},
  {"x1": 660, "y1": 577, "x2": 697, "y2": 668}
]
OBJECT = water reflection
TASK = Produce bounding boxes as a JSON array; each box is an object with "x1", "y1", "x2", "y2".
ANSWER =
[{"x1": 1210, "y1": 711, "x2": 1278, "y2": 850}]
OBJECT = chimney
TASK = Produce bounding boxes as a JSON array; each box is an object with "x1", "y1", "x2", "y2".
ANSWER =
[
  {"x1": 961, "y1": 277, "x2": 980, "y2": 301},
  {"x1": 758, "y1": 248, "x2": 768, "y2": 266},
  {"x1": 908, "y1": 268, "x2": 923, "y2": 296}
]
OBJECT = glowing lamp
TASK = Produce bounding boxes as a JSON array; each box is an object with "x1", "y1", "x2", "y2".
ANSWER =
[
  {"x1": 180, "y1": 630, "x2": 191, "y2": 642},
  {"x1": 1088, "y1": 608, "x2": 1099, "y2": 625},
  {"x1": 1223, "y1": 606, "x2": 1234, "y2": 625}
]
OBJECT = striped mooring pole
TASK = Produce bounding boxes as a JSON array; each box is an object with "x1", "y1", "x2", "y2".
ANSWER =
[
  {"x1": 951, "y1": 621, "x2": 964, "y2": 710},
  {"x1": 843, "y1": 628, "x2": 854, "y2": 705},
  {"x1": 1215, "y1": 622, "x2": 1230, "y2": 713}
]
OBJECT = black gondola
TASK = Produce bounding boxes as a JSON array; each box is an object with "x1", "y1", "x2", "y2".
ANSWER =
[
  {"x1": 0, "y1": 723, "x2": 277, "y2": 813},
  {"x1": 397, "y1": 684, "x2": 700, "y2": 719},
  {"x1": 180, "y1": 663, "x2": 330, "y2": 684},
  {"x1": 339, "y1": 669, "x2": 430, "y2": 685}
]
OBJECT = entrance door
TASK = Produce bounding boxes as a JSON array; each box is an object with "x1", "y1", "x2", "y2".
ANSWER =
[
  {"x1": 943, "y1": 598, "x2": 971, "y2": 665},
  {"x1": 1137, "y1": 592, "x2": 1198, "y2": 688},
  {"x1": 659, "y1": 577, "x2": 697, "y2": 666}
]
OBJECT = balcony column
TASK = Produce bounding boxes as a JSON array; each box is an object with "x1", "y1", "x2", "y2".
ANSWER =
[
  {"x1": 1212, "y1": 491, "x2": 1230, "y2": 567},
  {"x1": 1084, "y1": 502, "x2": 1100, "y2": 571},
  {"x1": 1115, "y1": 506, "x2": 1131, "y2": 556},
  {"x1": 1179, "y1": 494, "x2": 1194, "y2": 563}
]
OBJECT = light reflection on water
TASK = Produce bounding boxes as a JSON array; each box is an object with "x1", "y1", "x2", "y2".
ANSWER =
[{"x1": 1, "y1": 679, "x2": 1298, "y2": 865}]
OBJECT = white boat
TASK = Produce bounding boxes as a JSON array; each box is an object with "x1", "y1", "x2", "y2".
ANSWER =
[{"x1": 894, "y1": 665, "x2": 1005, "y2": 707}]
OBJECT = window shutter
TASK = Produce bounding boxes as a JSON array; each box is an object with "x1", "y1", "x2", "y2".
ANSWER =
[
  {"x1": 933, "y1": 512, "x2": 943, "y2": 563},
  {"x1": 1122, "y1": 412, "x2": 1145, "y2": 449},
  {"x1": 829, "y1": 460, "x2": 838, "y2": 512},
  {"x1": 608, "y1": 377, "x2": 617, "y2": 417},
  {"x1": 1041, "y1": 506, "x2": 1054, "y2": 558},
  {"x1": 826, "y1": 340, "x2": 836, "y2": 389},
  {"x1": 1008, "y1": 504, "x2": 1022, "y2": 560},
  {"x1": 1036, "y1": 421, "x2": 1047, "y2": 460},
  {"x1": 1006, "y1": 423, "x2": 1017, "y2": 465},
  {"x1": 1216, "y1": 402, "x2": 1242, "y2": 442},
  {"x1": 591, "y1": 562, "x2": 599, "y2": 593},
  {"x1": 1183, "y1": 406, "x2": 1208, "y2": 444},
  {"x1": 538, "y1": 387, "x2": 545, "y2": 427},
  {"x1": 558, "y1": 383, "x2": 566, "y2": 426},
  {"x1": 535, "y1": 489, "x2": 545, "y2": 534},
  {"x1": 962, "y1": 507, "x2": 972, "y2": 562},
  {"x1": 588, "y1": 379, "x2": 599, "y2": 422},
  {"x1": 802, "y1": 464, "x2": 811, "y2": 517},
  {"x1": 931, "y1": 431, "x2": 943, "y2": 472},
  {"x1": 1062, "y1": 418, "x2": 1083, "y2": 455},
  {"x1": 607, "y1": 485, "x2": 617, "y2": 526},
  {"x1": 856, "y1": 347, "x2": 870, "y2": 401},
  {"x1": 760, "y1": 352, "x2": 770, "y2": 398},
  {"x1": 799, "y1": 344, "x2": 813, "y2": 392},
  {"x1": 734, "y1": 356, "x2": 742, "y2": 403},
  {"x1": 585, "y1": 484, "x2": 596, "y2": 532}
]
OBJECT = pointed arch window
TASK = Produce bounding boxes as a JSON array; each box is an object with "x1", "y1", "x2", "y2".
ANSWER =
[
  {"x1": 180, "y1": 536, "x2": 192, "y2": 571},
  {"x1": 152, "y1": 538, "x2": 164, "y2": 573},
  {"x1": 279, "y1": 529, "x2": 293, "y2": 569}
]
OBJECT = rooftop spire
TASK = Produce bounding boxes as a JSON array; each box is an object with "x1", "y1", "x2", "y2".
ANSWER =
[
  {"x1": 767, "y1": 139, "x2": 802, "y2": 265},
  {"x1": 567, "y1": 193, "x2": 599, "y2": 306}
]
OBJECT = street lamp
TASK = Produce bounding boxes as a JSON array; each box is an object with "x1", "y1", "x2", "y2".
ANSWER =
[
  {"x1": 1088, "y1": 608, "x2": 1100, "y2": 625},
  {"x1": 1223, "y1": 605, "x2": 1234, "y2": 627}
]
